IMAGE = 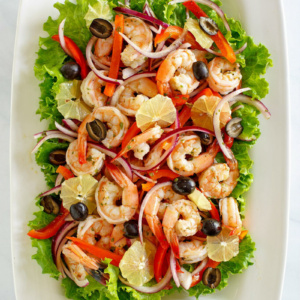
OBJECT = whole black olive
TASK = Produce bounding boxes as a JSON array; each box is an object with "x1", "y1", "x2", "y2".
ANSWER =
[
  {"x1": 86, "y1": 119, "x2": 107, "y2": 142},
  {"x1": 49, "y1": 149, "x2": 66, "y2": 165},
  {"x1": 40, "y1": 195, "x2": 60, "y2": 214},
  {"x1": 201, "y1": 218, "x2": 222, "y2": 236},
  {"x1": 124, "y1": 220, "x2": 139, "y2": 239},
  {"x1": 202, "y1": 267, "x2": 221, "y2": 288},
  {"x1": 192, "y1": 61, "x2": 209, "y2": 81},
  {"x1": 89, "y1": 18, "x2": 113, "y2": 39},
  {"x1": 172, "y1": 176, "x2": 196, "y2": 195},
  {"x1": 70, "y1": 202, "x2": 88, "y2": 221},
  {"x1": 199, "y1": 17, "x2": 219, "y2": 36},
  {"x1": 225, "y1": 117, "x2": 243, "y2": 138},
  {"x1": 196, "y1": 132, "x2": 214, "y2": 146},
  {"x1": 60, "y1": 62, "x2": 81, "y2": 80}
]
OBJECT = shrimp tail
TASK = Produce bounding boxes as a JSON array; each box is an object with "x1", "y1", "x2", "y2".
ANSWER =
[
  {"x1": 105, "y1": 161, "x2": 131, "y2": 187},
  {"x1": 157, "y1": 80, "x2": 172, "y2": 97},
  {"x1": 78, "y1": 137, "x2": 87, "y2": 165},
  {"x1": 169, "y1": 231, "x2": 180, "y2": 259},
  {"x1": 146, "y1": 215, "x2": 169, "y2": 249}
]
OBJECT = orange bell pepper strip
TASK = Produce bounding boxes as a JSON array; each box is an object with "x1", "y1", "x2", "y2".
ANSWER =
[
  {"x1": 142, "y1": 169, "x2": 179, "y2": 191},
  {"x1": 190, "y1": 259, "x2": 220, "y2": 288},
  {"x1": 171, "y1": 95, "x2": 189, "y2": 107},
  {"x1": 56, "y1": 165, "x2": 74, "y2": 180},
  {"x1": 52, "y1": 35, "x2": 89, "y2": 79},
  {"x1": 104, "y1": 14, "x2": 124, "y2": 97},
  {"x1": 27, "y1": 206, "x2": 69, "y2": 239},
  {"x1": 154, "y1": 25, "x2": 204, "y2": 50},
  {"x1": 182, "y1": 1, "x2": 236, "y2": 64},
  {"x1": 67, "y1": 237, "x2": 122, "y2": 267},
  {"x1": 239, "y1": 230, "x2": 248, "y2": 241}
]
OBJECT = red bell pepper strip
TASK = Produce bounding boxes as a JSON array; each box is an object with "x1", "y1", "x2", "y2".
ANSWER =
[
  {"x1": 52, "y1": 35, "x2": 89, "y2": 79},
  {"x1": 154, "y1": 245, "x2": 169, "y2": 282},
  {"x1": 27, "y1": 205, "x2": 69, "y2": 239},
  {"x1": 224, "y1": 132, "x2": 234, "y2": 148},
  {"x1": 190, "y1": 259, "x2": 220, "y2": 288},
  {"x1": 104, "y1": 14, "x2": 124, "y2": 97},
  {"x1": 209, "y1": 200, "x2": 220, "y2": 221},
  {"x1": 67, "y1": 237, "x2": 122, "y2": 267},
  {"x1": 154, "y1": 26, "x2": 204, "y2": 50},
  {"x1": 56, "y1": 165, "x2": 74, "y2": 180},
  {"x1": 142, "y1": 169, "x2": 179, "y2": 192},
  {"x1": 182, "y1": 1, "x2": 236, "y2": 63},
  {"x1": 171, "y1": 95, "x2": 190, "y2": 107}
]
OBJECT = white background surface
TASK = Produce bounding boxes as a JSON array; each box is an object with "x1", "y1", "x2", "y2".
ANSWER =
[{"x1": 1, "y1": 0, "x2": 299, "y2": 299}]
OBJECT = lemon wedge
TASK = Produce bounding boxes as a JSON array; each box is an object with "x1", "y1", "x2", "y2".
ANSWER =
[
  {"x1": 135, "y1": 95, "x2": 176, "y2": 132},
  {"x1": 56, "y1": 80, "x2": 91, "y2": 121},
  {"x1": 188, "y1": 189, "x2": 211, "y2": 211},
  {"x1": 60, "y1": 174, "x2": 98, "y2": 214},
  {"x1": 119, "y1": 241, "x2": 156, "y2": 286},
  {"x1": 191, "y1": 95, "x2": 231, "y2": 131},
  {"x1": 207, "y1": 227, "x2": 239, "y2": 262},
  {"x1": 84, "y1": 0, "x2": 114, "y2": 28},
  {"x1": 184, "y1": 18, "x2": 213, "y2": 49}
]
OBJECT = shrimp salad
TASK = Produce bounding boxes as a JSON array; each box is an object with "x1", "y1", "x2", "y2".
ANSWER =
[{"x1": 28, "y1": 0, "x2": 272, "y2": 299}]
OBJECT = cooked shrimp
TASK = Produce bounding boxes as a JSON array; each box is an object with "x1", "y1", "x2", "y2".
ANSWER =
[
  {"x1": 198, "y1": 148, "x2": 239, "y2": 199},
  {"x1": 94, "y1": 34, "x2": 114, "y2": 66},
  {"x1": 121, "y1": 17, "x2": 153, "y2": 69},
  {"x1": 117, "y1": 78, "x2": 158, "y2": 116},
  {"x1": 162, "y1": 199, "x2": 201, "y2": 258},
  {"x1": 117, "y1": 124, "x2": 164, "y2": 160},
  {"x1": 81, "y1": 71, "x2": 108, "y2": 108},
  {"x1": 110, "y1": 224, "x2": 127, "y2": 255},
  {"x1": 207, "y1": 57, "x2": 242, "y2": 95},
  {"x1": 167, "y1": 137, "x2": 220, "y2": 176},
  {"x1": 144, "y1": 182, "x2": 185, "y2": 249},
  {"x1": 77, "y1": 215, "x2": 114, "y2": 250},
  {"x1": 77, "y1": 107, "x2": 129, "y2": 164},
  {"x1": 156, "y1": 49, "x2": 200, "y2": 96},
  {"x1": 95, "y1": 163, "x2": 139, "y2": 224},
  {"x1": 179, "y1": 238, "x2": 207, "y2": 264},
  {"x1": 219, "y1": 197, "x2": 242, "y2": 235},
  {"x1": 66, "y1": 139, "x2": 105, "y2": 176}
]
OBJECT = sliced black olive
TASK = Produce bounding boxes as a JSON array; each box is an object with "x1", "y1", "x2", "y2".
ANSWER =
[
  {"x1": 49, "y1": 149, "x2": 66, "y2": 165},
  {"x1": 84, "y1": 265, "x2": 109, "y2": 285},
  {"x1": 196, "y1": 132, "x2": 214, "y2": 146},
  {"x1": 40, "y1": 195, "x2": 60, "y2": 215},
  {"x1": 60, "y1": 62, "x2": 81, "y2": 80},
  {"x1": 172, "y1": 176, "x2": 196, "y2": 195},
  {"x1": 199, "y1": 17, "x2": 219, "y2": 36},
  {"x1": 192, "y1": 61, "x2": 209, "y2": 81},
  {"x1": 86, "y1": 119, "x2": 107, "y2": 142},
  {"x1": 225, "y1": 117, "x2": 243, "y2": 138},
  {"x1": 124, "y1": 220, "x2": 139, "y2": 239},
  {"x1": 89, "y1": 18, "x2": 113, "y2": 39},
  {"x1": 202, "y1": 267, "x2": 221, "y2": 288},
  {"x1": 201, "y1": 218, "x2": 222, "y2": 236},
  {"x1": 70, "y1": 202, "x2": 88, "y2": 221}
]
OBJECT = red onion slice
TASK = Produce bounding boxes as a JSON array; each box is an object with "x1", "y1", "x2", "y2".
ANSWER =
[
  {"x1": 88, "y1": 143, "x2": 133, "y2": 180},
  {"x1": 110, "y1": 72, "x2": 156, "y2": 106},
  {"x1": 205, "y1": 48, "x2": 223, "y2": 57},
  {"x1": 133, "y1": 170, "x2": 156, "y2": 183},
  {"x1": 143, "y1": 0, "x2": 158, "y2": 18},
  {"x1": 58, "y1": 19, "x2": 72, "y2": 57},
  {"x1": 189, "y1": 82, "x2": 208, "y2": 97},
  {"x1": 32, "y1": 133, "x2": 75, "y2": 154},
  {"x1": 231, "y1": 104, "x2": 244, "y2": 113},
  {"x1": 119, "y1": 268, "x2": 172, "y2": 293},
  {"x1": 229, "y1": 94, "x2": 271, "y2": 119},
  {"x1": 55, "y1": 121, "x2": 78, "y2": 138},
  {"x1": 177, "y1": 267, "x2": 192, "y2": 290},
  {"x1": 170, "y1": 251, "x2": 180, "y2": 287},
  {"x1": 213, "y1": 88, "x2": 250, "y2": 159},
  {"x1": 206, "y1": 42, "x2": 247, "y2": 56},
  {"x1": 191, "y1": 257, "x2": 208, "y2": 276},
  {"x1": 138, "y1": 182, "x2": 172, "y2": 245},
  {"x1": 113, "y1": 7, "x2": 168, "y2": 28},
  {"x1": 234, "y1": 42, "x2": 248, "y2": 55},
  {"x1": 40, "y1": 185, "x2": 62, "y2": 197},
  {"x1": 86, "y1": 37, "x2": 123, "y2": 85},
  {"x1": 62, "y1": 119, "x2": 79, "y2": 131},
  {"x1": 55, "y1": 173, "x2": 64, "y2": 187},
  {"x1": 91, "y1": 54, "x2": 110, "y2": 70},
  {"x1": 118, "y1": 30, "x2": 187, "y2": 59},
  {"x1": 179, "y1": 43, "x2": 192, "y2": 49},
  {"x1": 169, "y1": 0, "x2": 230, "y2": 32}
]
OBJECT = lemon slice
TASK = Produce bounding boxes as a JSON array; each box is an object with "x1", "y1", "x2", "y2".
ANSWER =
[
  {"x1": 135, "y1": 95, "x2": 176, "y2": 132},
  {"x1": 56, "y1": 80, "x2": 92, "y2": 121},
  {"x1": 191, "y1": 95, "x2": 231, "y2": 131},
  {"x1": 60, "y1": 174, "x2": 98, "y2": 214},
  {"x1": 184, "y1": 18, "x2": 213, "y2": 49},
  {"x1": 84, "y1": 0, "x2": 114, "y2": 28},
  {"x1": 119, "y1": 241, "x2": 156, "y2": 286},
  {"x1": 206, "y1": 227, "x2": 239, "y2": 262}
]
